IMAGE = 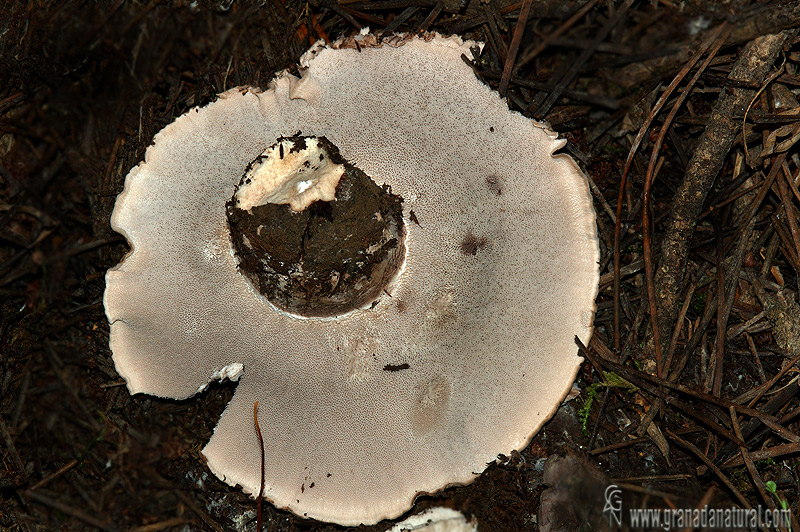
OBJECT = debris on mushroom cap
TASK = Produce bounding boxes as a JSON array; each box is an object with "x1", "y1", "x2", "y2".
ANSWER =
[
  {"x1": 387, "y1": 507, "x2": 477, "y2": 532},
  {"x1": 104, "y1": 31, "x2": 599, "y2": 526}
]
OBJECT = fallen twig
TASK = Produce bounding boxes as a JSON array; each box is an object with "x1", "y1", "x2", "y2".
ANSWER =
[{"x1": 653, "y1": 31, "x2": 791, "y2": 354}]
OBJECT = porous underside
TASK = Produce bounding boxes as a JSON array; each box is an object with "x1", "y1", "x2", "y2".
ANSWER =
[{"x1": 104, "y1": 33, "x2": 599, "y2": 526}]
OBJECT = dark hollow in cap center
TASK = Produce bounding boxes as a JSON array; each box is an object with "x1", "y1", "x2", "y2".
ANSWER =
[{"x1": 226, "y1": 136, "x2": 406, "y2": 318}]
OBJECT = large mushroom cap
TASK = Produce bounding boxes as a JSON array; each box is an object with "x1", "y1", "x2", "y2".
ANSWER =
[{"x1": 104, "y1": 33, "x2": 599, "y2": 525}]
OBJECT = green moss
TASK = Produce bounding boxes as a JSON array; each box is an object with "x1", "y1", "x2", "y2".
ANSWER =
[
  {"x1": 690, "y1": 292, "x2": 707, "y2": 313},
  {"x1": 603, "y1": 144, "x2": 626, "y2": 156},
  {"x1": 578, "y1": 383, "x2": 600, "y2": 434},
  {"x1": 626, "y1": 243, "x2": 643, "y2": 254},
  {"x1": 731, "y1": 467, "x2": 750, "y2": 492},
  {"x1": 578, "y1": 372, "x2": 638, "y2": 435}
]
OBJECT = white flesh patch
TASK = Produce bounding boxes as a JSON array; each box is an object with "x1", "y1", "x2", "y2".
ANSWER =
[{"x1": 235, "y1": 138, "x2": 345, "y2": 212}]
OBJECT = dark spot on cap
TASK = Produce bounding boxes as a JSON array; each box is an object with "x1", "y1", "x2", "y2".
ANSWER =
[
  {"x1": 309, "y1": 482, "x2": 315, "y2": 488},
  {"x1": 383, "y1": 363, "x2": 410, "y2": 372},
  {"x1": 410, "y1": 210, "x2": 421, "y2": 227},
  {"x1": 489, "y1": 126, "x2": 494, "y2": 132},
  {"x1": 486, "y1": 175, "x2": 502, "y2": 196},
  {"x1": 461, "y1": 231, "x2": 488, "y2": 256}
]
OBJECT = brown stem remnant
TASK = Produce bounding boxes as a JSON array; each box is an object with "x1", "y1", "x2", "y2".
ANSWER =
[
  {"x1": 653, "y1": 31, "x2": 790, "y2": 355},
  {"x1": 227, "y1": 135, "x2": 405, "y2": 318}
]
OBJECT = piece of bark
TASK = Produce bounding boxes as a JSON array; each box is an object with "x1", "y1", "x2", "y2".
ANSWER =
[
  {"x1": 749, "y1": 276, "x2": 800, "y2": 356},
  {"x1": 538, "y1": 453, "x2": 612, "y2": 532}
]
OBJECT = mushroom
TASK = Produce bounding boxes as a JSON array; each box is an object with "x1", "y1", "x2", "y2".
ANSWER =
[
  {"x1": 387, "y1": 507, "x2": 477, "y2": 532},
  {"x1": 104, "y1": 32, "x2": 599, "y2": 525}
]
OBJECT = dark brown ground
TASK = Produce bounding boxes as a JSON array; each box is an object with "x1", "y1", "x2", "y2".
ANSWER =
[{"x1": 3, "y1": 1, "x2": 800, "y2": 531}]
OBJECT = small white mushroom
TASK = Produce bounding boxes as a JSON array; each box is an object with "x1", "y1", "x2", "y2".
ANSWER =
[
  {"x1": 387, "y1": 507, "x2": 477, "y2": 532},
  {"x1": 104, "y1": 32, "x2": 599, "y2": 525}
]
